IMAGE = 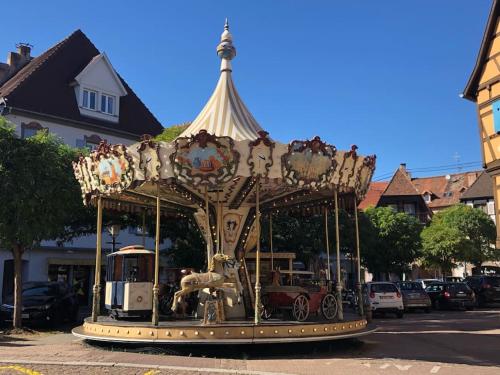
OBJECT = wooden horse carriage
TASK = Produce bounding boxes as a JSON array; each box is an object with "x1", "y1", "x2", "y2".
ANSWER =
[{"x1": 261, "y1": 269, "x2": 338, "y2": 322}]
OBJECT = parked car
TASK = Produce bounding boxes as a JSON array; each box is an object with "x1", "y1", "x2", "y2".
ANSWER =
[
  {"x1": 363, "y1": 282, "x2": 404, "y2": 318},
  {"x1": 464, "y1": 275, "x2": 500, "y2": 306},
  {"x1": 444, "y1": 276, "x2": 464, "y2": 283},
  {"x1": 0, "y1": 282, "x2": 79, "y2": 325},
  {"x1": 396, "y1": 281, "x2": 431, "y2": 312},
  {"x1": 415, "y1": 279, "x2": 440, "y2": 289},
  {"x1": 425, "y1": 282, "x2": 475, "y2": 310}
]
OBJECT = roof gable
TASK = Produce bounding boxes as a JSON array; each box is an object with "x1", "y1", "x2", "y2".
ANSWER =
[
  {"x1": 382, "y1": 168, "x2": 420, "y2": 196},
  {"x1": 75, "y1": 53, "x2": 127, "y2": 96},
  {"x1": 463, "y1": 0, "x2": 500, "y2": 100},
  {"x1": 0, "y1": 29, "x2": 163, "y2": 138},
  {"x1": 460, "y1": 171, "x2": 493, "y2": 200},
  {"x1": 358, "y1": 181, "x2": 389, "y2": 209}
]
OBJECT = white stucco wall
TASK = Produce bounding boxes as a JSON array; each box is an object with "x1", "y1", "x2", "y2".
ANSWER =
[{"x1": 5, "y1": 113, "x2": 137, "y2": 147}]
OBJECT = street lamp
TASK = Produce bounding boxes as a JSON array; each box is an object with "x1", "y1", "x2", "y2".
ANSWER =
[{"x1": 107, "y1": 224, "x2": 121, "y2": 253}]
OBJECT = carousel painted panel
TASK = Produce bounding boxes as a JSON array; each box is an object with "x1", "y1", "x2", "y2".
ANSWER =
[
  {"x1": 355, "y1": 155, "x2": 376, "y2": 199},
  {"x1": 247, "y1": 131, "x2": 275, "y2": 178},
  {"x1": 171, "y1": 130, "x2": 240, "y2": 186},
  {"x1": 137, "y1": 135, "x2": 161, "y2": 182},
  {"x1": 86, "y1": 142, "x2": 134, "y2": 195},
  {"x1": 281, "y1": 136, "x2": 336, "y2": 189}
]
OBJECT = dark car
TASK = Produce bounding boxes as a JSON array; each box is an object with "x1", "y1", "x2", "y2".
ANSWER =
[
  {"x1": 425, "y1": 282, "x2": 475, "y2": 310},
  {"x1": 0, "y1": 282, "x2": 79, "y2": 325},
  {"x1": 465, "y1": 275, "x2": 500, "y2": 306},
  {"x1": 396, "y1": 281, "x2": 431, "y2": 312}
]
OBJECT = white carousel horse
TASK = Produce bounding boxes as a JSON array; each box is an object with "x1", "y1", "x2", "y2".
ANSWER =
[{"x1": 171, "y1": 253, "x2": 243, "y2": 313}]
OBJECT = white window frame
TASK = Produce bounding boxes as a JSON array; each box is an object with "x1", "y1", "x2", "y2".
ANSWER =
[
  {"x1": 82, "y1": 88, "x2": 97, "y2": 111},
  {"x1": 100, "y1": 93, "x2": 115, "y2": 115}
]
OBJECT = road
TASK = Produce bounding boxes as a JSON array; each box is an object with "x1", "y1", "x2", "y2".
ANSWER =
[{"x1": 0, "y1": 308, "x2": 499, "y2": 374}]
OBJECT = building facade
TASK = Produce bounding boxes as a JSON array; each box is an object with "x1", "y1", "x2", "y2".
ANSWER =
[
  {"x1": 0, "y1": 30, "x2": 164, "y2": 304},
  {"x1": 463, "y1": 0, "x2": 500, "y2": 247}
]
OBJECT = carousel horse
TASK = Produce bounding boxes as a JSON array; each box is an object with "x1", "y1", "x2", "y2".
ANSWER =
[{"x1": 171, "y1": 253, "x2": 242, "y2": 313}]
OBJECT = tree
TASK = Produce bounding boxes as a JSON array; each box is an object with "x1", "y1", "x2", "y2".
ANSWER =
[
  {"x1": 421, "y1": 204, "x2": 497, "y2": 274},
  {"x1": 0, "y1": 118, "x2": 93, "y2": 328},
  {"x1": 364, "y1": 207, "x2": 422, "y2": 279},
  {"x1": 421, "y1": 223, "x2": 466, "y2": 276},
  {"x1": 154, "y1": 123, "x2": 190, "y2": 142}
]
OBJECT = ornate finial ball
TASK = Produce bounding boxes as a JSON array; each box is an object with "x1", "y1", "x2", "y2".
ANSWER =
[
  {"x1": 217, "y1": 41, "x2": 236, "y2": 60},
  {"x1": 217, "y1": 20, "x2": 236, "y2": 60}
]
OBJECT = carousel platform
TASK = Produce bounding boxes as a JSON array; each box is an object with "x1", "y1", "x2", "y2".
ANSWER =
[{"x1": 72, "y1": 314, "x2": 377, "y2": 345}]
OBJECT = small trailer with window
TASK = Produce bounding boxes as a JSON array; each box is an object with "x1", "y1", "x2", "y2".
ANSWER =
[{"x1": 105, "y1": 245, "x2": 154, "y2": 319}]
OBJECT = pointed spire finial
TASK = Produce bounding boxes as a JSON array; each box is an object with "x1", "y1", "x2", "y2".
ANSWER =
[{"x1": 217, "y1": 19, "x2": 236, "y2": 71}]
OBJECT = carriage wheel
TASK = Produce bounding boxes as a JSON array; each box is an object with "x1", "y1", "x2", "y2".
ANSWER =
[
  {"x1": 292, "y1": 294, "x2": 310, "y2": 322},
  {"x1": 321, "y1": 293, "x2": 338, "y2": 320},
  {"x1": 260, "y1": 295, "x2": 274, "y2": 320}
]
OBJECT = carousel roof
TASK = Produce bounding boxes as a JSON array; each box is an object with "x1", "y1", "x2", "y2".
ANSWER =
[
  {"x1": 179, "y1": 20, "x2": 264, "y2": 141},
  {"x1": 73, "y1": 21, "x2": 376, "y2": 218}
]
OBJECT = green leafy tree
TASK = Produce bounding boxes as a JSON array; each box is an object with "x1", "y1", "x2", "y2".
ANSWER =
[
  {"x1": 154, "y1": 123, "x2": 190, "y2": 142},
  {"x1": 421, "y1": 204, "x2": 497, "y2": 274},
  {"x1": 364, "y1": 207, "x2": 422, "y2": 279},
  {"x1": 0, "y1": 118, "x2": 94, "y2": 328},
  {"x1": 421, "y1": 224, "x2": 466, "y2": 276}
]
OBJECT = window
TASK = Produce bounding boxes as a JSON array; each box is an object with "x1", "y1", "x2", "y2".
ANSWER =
[
  {"x1": 100, "y1": 94, "x2": 115, "y2": 115},
  {"x1": 423, "y1": 193, "x2": 431, "y2": 203},
  {"x1": 493, "y1": 100, "x2": 500, "y2": 133},
  {"x1": 388, "y1": 204, "x2": 398, "y2": 212},
  {"x1": 22, "y1": 128, "x2": 38, "y2": 138},
  {"x1": 404, "y1": 203, "x2": 416, "y2": 215},
  {"x1": 82, "y1": 89, "x2": 97, "y2": 110}
]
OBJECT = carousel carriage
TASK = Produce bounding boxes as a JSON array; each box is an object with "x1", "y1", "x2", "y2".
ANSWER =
[
  {"x1": 261, "y1": 269, "x2": 338, "y2": 322},
  {"x1": 105, "y1": 245, "x2": 154, "y2": 319}
]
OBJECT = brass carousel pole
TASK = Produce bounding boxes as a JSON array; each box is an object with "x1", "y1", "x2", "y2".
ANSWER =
[
  {"x1": 216, "y1": 190, "x2": 220, "y2": 254},
  {"x1": 91, "y1": 195, "x2": 103, "y2": 322},
  {"x1": 334, "y1": 190, "x2": 344, "y2": 321},
  {"x1": 254, "y1": 175, "x2": 262, "y2": 324},
  {"x1": 205, "y1": 186, "x2": 213, "y2": 264},
  {"x1": 353, "y1": 195, "x2": 364, "y2": 316},
  {"x1": 141, "y1": 209, "x2": 146, "y2": 248},
  {"x1": 324, "y1": 207, "x2": 331, "y2": 281},
  {"x1": 152, "y1": 182, "x2": 161, "y2": 325},
  {"x1": 269, "y1": 212, "x2": 274, "y2": 270}
]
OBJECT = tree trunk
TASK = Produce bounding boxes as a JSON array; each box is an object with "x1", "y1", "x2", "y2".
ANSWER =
[{"x1": 12, "y1": 244, "x2": 23, "y2": 329}]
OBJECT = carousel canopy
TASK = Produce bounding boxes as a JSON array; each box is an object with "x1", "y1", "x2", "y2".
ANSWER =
[{"x1": 72, "y1": 21, "x2": 376, "y2": 217}]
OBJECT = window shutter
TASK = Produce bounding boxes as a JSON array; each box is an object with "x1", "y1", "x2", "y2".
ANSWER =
[{"x1": 487, "y1": 201, "x2": 495, "y2": 216}]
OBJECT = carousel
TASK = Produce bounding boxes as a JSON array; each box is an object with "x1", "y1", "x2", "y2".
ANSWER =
[{"x1": 71, "y1": 21, "x2": 377, "y2": 345}]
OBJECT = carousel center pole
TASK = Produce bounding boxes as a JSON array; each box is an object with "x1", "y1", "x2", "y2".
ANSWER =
[
  {"x1": 353, "y1": 195, "x2": 364, "y2": 316},
  {"x1": 152, "y1": 182, "x2": 161, "y2": 325},
  {"x1": 324, "y1": 207, "x2": 331, "y2": 281},
  {"x1": 205, "y1": 185, "x2": 213, "y2": 263},
  {"x1": 91, "y1": 195, "x2": 103, "y2": 322},
  {"x1": 334, "y1": 190, "x2": 344, "y2": 321},
  {"x1": 254, "y1": 176, "x2": 262, "y2": 324}
]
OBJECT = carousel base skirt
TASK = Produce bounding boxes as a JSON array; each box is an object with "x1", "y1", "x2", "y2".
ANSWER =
[{"x1": 72, "y1": 316, "x2": 377, "y2": 345}]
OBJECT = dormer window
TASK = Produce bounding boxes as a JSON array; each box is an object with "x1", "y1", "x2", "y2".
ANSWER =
[
  {"x1": 74, "y1": 53, "x2": 127, "y2": 124},
  {"x1": 423, "y1": 193, "x2": 431, "y2": 203},
  {"x1": 101, "y1": 94, "x2": 115, "y2": 115},
  {"x1": 82, "y1": 89, "x2": 97, "y2": 110}
]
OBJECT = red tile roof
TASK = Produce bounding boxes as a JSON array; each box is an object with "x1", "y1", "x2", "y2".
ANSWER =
[
  {"x1": 358, "y1": 181, "x2": 389, "y2": 210},
  {"x1": 383, "y1": 166, "x2": 420, "y2": 196},
  {"x1": 0, "y1": 30, "x2": 163, "y2": 138}
]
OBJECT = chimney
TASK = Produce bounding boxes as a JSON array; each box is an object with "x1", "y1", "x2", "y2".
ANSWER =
[
  {"x1": 399, "y1": 163, "x2": 411, "y2": 178},
  {"x1": 0, "y1": 43, "x2": 33, "y2": 85}
]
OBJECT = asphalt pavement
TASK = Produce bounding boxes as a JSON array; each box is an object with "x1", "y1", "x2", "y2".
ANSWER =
[{"x1": 0, "y1": 308, "x2": 499, "y2": 374}]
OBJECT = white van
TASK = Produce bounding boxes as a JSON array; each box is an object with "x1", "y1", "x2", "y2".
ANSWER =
[{"x1": 363, "y1": 282, "x2": 404, "y2": 318}]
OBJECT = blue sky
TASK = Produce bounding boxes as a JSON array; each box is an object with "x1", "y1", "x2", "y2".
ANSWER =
[{"x1": 0, "y1": 1, "x2": 491, "y2": 180}]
